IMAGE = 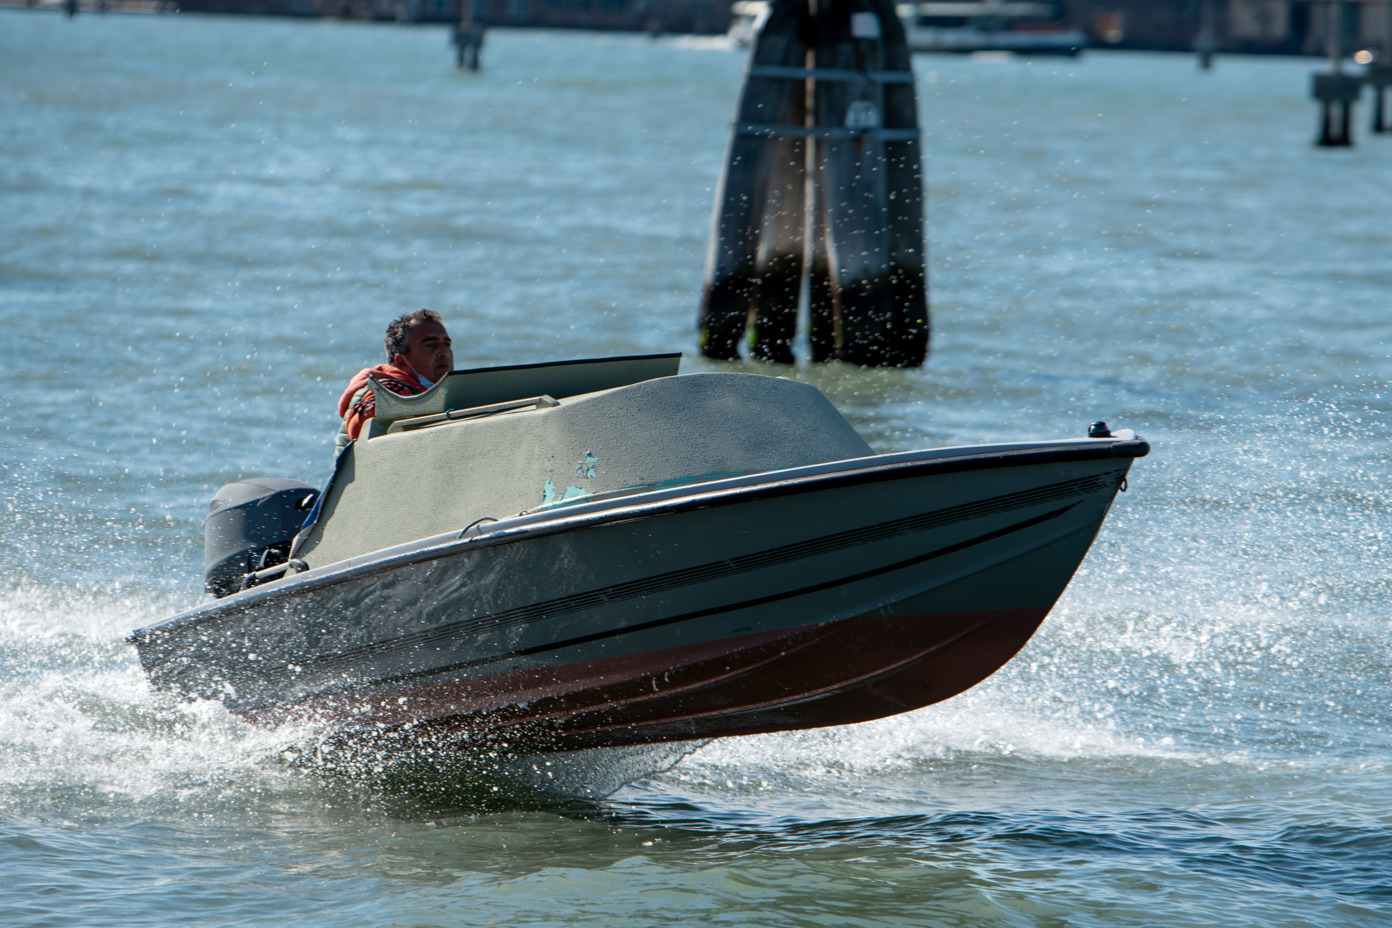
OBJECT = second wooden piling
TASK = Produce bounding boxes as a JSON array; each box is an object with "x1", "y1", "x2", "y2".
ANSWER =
[{"x1": 699, "y1": 0, "x2": 929, "y2": 368}]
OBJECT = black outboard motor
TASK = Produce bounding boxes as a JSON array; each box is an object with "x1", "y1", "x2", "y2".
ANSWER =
[{"x1": 204, "y1": 478, "x2": 319, "y2": 598}]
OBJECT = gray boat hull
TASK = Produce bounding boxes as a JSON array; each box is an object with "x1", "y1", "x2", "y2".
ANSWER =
[{"x1": 131, "y1": 436, "x2": 1145, "y2": 754}]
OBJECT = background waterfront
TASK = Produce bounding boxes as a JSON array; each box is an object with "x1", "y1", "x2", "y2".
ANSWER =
[{"x1": 3, "y1": 11, "x2": 1391, "y2": 926}]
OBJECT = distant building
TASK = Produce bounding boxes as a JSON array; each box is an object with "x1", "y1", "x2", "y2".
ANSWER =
[
  {"x1": 1066, "y1": 1, "x2": 1392, "y2": 56},
  {"x1": 176, "y1": 0, "x2": 733, "y2": 33},
  {"x1": 468, "y1": 0, "x2": 728, "y2": 34},
  {"x1": 170, "y1": 0, "x2": 1392, "y2": 54}
]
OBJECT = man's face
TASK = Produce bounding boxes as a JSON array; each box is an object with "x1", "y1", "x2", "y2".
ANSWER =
[{"x1": 397, "y1": 319, "x2": 454, "y2": 383}]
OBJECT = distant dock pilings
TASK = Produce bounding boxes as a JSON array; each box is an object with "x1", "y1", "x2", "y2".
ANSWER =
[{"x1": 0, "y1": 0, "x2": 172, "y2": 12}]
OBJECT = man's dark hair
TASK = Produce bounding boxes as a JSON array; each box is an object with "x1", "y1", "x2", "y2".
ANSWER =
[{"x1": 384, "y1": 309, "x2": 444, "y2": 361}]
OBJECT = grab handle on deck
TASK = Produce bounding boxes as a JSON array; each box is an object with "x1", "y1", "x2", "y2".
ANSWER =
[{"x1": 388, "y1": 395, "x2": 559, "y2": 434}]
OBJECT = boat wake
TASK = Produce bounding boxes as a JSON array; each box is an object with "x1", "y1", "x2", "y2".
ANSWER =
[
  {"x1": 0, "y1": 582, "x2": 708, "y2": 809},
  {"x1": 295, "y1": 732, "x2": 705, "y2": 804},
  {"x1": 1, "y1": 552, "x2": 1381, "y2": 818}
]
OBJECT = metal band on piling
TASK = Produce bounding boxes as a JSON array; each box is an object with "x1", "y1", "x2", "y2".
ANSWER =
[
  {"x1": 737, "y1": 123, "x2": 921, "y2": 142},
  {"x1": 747, "y1": 65, "x2": 917, "y2": 84}
]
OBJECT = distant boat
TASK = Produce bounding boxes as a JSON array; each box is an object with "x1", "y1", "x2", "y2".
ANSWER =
[
  {"x1": 730, "y1": 2, "x2": 1085, "y2": 57},
  {"x1": 727, "y1": 0, "x2": 770, "y2": 49},
  {"x1": 900, "y1": 2, "x2": 1085, "y2": 56}
]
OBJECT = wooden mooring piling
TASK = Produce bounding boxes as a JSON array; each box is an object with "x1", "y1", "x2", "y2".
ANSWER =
[
  {"x1": 452, "y1": 3, "x2": 485, "y2": 71},
  {"x1": 1313, "y1": 2, "x2": 1354, "y2": 146},
  {"x1": 1308, "y1": 1, "x2": 1392, "y2": 144},
  {"x1": 699, "y1": 0, "x2": 929, "y2": 368},
  {"x1": 1371, "y1": 2, "x2": 1392, "y2": 134},
  {"x1": 1369, "y1": 59, "x2": 1392, "y2": 133},
  {"x1": 453, "y1": 22, "x2": 485, "y2": 70},
  {"x1": 1314, "y1": 72, "x2": 1362, "y2": 147}
]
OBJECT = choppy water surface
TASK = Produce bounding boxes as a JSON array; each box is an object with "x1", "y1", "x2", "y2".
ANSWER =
[{"x1": 2, "y1": 11, "x2": 1390, "y2": 927}]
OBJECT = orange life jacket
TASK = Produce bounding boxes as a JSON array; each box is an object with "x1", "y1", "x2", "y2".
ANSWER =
[{"x1": 337, "y1": 363, "x2": 426, "y2": 441}]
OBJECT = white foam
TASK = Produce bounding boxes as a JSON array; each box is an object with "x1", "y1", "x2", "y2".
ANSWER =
[{"x1": 0, "y1": 581, "x2": 317, "y2": 807}]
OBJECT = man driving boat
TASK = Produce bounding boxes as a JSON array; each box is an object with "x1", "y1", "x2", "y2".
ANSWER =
[{"x1": 336, "y1": 309, "x2": 455, "y2": 452}]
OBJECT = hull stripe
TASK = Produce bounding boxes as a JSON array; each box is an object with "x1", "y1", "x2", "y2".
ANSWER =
[
  {"x1": 355, "y1": 500, "x2": 1080, "y2": 691},
  {"x1": 303, "y1": 473, "x2": 1115, "y2": 677}
]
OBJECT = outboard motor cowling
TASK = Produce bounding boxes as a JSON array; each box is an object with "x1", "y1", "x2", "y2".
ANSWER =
[{"x1": 204, "y1": 478, "x2": 319, "y2": 598}]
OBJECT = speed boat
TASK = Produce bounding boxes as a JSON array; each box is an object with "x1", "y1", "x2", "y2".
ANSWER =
[{"x1": 130, "y1": 354, "x2": 1147, "y2": 763}]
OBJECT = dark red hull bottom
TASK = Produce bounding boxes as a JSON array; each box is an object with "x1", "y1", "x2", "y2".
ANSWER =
[{"x1": 246, "y1": 605, "x2": 1049, "y2": 754}]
